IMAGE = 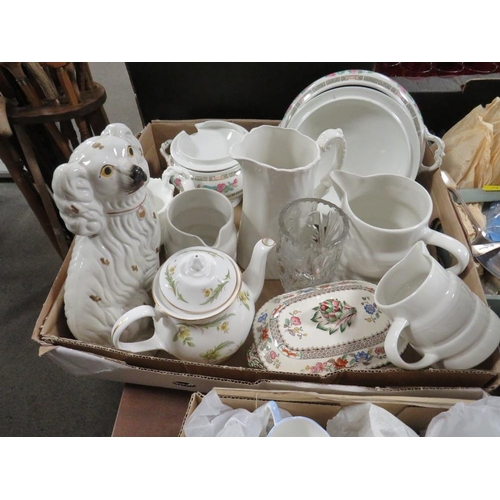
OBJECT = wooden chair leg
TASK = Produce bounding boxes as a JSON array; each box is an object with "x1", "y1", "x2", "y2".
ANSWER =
[
  {"x1": 0, "y1": 136, "x2": 65, "y2": 258},
  {"x1": 87, "y1": 106, "x2": 109, "y2": 136},
  {"x1": 14, "y1": 125, "x2": 70, "y2": 258}
]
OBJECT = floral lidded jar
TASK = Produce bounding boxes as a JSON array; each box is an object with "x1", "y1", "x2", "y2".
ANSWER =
[{"x1": 160, "y1": 120, "x2": 248, "y2": 206}]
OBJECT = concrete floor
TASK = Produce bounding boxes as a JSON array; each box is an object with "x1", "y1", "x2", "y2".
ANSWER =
[
  {"x1": 0, "y1": 180, "x2": 125, "y2": 436},
  {"x1": 0, "y1": 63, "x2": 141, "y2": 436}
]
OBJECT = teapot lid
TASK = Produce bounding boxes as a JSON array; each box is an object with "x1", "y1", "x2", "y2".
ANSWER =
[{"x1": 156, "y1": 247, "x2": 241, "y2": 320}]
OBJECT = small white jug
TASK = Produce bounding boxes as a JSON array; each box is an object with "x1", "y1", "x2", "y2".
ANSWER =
[{"x1": 148, "y1": 168, "x2": 237, "y2": 259}]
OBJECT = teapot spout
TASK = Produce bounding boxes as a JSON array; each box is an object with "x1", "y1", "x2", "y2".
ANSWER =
[{"x1": 242, "y1": 238, "x2": 276, "y2": 303}]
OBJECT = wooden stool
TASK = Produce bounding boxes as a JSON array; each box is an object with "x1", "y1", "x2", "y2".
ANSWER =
[{"x1": 0, "y1": 62, "x2": 110, "y2": 259}]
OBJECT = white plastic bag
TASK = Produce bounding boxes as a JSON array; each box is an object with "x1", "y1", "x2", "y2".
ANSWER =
[
  {"x1": 183, "y1": 390, "x2": 291, "y2": 437},
  {"x1": 425, "y1": 397, "x2": 500, "y2": 437},
  {"x1": 326, "y1": 403, "x2": 418, "y2": 437}
]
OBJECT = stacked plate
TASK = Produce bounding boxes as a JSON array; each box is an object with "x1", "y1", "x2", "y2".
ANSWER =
[{"x1": 280, "y1": 69, "x2": 445, "y2": 189}]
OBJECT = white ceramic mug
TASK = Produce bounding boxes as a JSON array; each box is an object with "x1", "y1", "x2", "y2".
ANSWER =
[
  {"x1": 331, "y1": 171, "x2": 470, "y2": 281},
  {"x1": 374, "y1": 241, "x2": 500, "y2": 370},
  {"x1": 163, "y1": 186, "x2": 237, "y2": 259},
  {"x1": 266, "y1": 401, "x2": 330, "y2": 437}
]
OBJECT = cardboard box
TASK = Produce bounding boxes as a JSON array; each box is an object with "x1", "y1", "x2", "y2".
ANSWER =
[
  {"x1": 179, "y1": 387, "x2": 489, "y2": 437},
  {"x1": 32, "y1": 120, "x2": 500, "y2": 394}
]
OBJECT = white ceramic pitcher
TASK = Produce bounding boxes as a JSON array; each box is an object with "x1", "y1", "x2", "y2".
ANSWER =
[
  {"x1": 374, "y1": 241, "x2": 500, "y2": 370},
  {"x1": 229, "y1": 125, "x2": 347, "y2": 279},
  {"x1": 330, "y1": 170, "x2": 470, "y2": 281}
]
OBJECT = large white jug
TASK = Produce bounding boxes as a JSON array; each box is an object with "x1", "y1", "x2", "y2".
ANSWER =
[
  {"x1": 230, "y1": 125, "x2": 346, "y2": 279},
  {"x1": 330, "y1": 170, "x2": 470, "y2": 281}
]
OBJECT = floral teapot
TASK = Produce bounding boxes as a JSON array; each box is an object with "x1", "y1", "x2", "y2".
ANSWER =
[{"x1": 111, "y1": 238, "x2": 275, "y2": 364}]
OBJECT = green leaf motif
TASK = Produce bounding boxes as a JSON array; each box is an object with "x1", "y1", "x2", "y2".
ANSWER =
[
  {"x1": 178, "y1": 313, "x2": 235, "y2": 332},
  {"x1": 165, "y1": 266, "x2": 188, "y2": 303},
  {"x1": 238, "y1": 290, "x2": 250, "y2": 310},
  {"x1": 199, "y1": 340, "x2": 235, "y2": 362},
  {"x1": 200, "y1": 270, "x2": 231, "y2": 305}
]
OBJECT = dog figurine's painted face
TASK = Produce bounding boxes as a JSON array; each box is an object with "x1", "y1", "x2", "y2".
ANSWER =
[{"x1": 52, "y1": 123, "x2": 151, "y2": 236}]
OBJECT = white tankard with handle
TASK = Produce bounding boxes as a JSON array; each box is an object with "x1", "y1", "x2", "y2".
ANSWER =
[{"x1": 374, "y1": 241, "x2": 500, "y2": 370}]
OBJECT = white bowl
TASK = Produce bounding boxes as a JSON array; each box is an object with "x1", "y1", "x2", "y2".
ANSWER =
[{"x1": 281, "y1": 69, "x2": 444, "y2": 173}]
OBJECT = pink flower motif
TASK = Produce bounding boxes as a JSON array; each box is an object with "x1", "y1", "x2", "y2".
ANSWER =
[
  {"x1": 375, "y1": 346, "x2": 385, "y2": 356},
  {"x1": 270, "y1": 350, "x2": 277, "y2": 360},
  {"x1": 232, "y1": 178, "x2": 238, "y2": 186},
  {"x1": 290, "y1": 316, "x2": 301, "y2": 326},
  {"x1": 216, "y1": 183, "x2": 226, "y2": 192}
]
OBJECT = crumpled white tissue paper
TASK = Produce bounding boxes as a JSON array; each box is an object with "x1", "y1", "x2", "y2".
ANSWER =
[
  {"x1": 326, "y1": 403, "x2": 419, "y2": 437},
  {"x1": 183, "y1": 390, "x2": 292, "y2": 437},
  {"x1": 425, "y1": 397, "x2": 500, "y2": 437}
]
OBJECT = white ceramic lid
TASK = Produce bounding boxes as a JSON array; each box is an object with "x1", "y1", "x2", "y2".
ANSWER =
[
  {"x1": 248, "y1": 280, "x2": 408, "y2": 374},
  {"x1": 170, "y1": 120, "x2": 247, "y2": 172},
  {"x1": 156, "y1": 247, "x2": 241, "y2": 320}
]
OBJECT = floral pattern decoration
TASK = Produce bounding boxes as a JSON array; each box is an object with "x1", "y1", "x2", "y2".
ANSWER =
[
  {"x1": 199, "y1": 341, "x2": 235, "y2": 363},
  {"x1": 173, "y1": 313, "x2": 236, "y2": 347},
  {"x1": 201, "y1": 270, "x2": 231, "y2": 305},
  {"x1": 303, "y1": 346, "x2": 386, "y2": 374},
  {"x1": 165, "y1": 265, "x2": 188, "y2": 303},
  {"x1": 249, "y1": 311, "x2": 281, "y2": 370},
  {"x1": 283, "y1": 310, "x2": 307, "y2": 339},
  {"x1": 311, "y1": 298, "x2": 357, "y2": 334},
  {"x1": 202, "y1": 178, "x2": 238, "y2": 194},
  {"x1": 239, "y1": 290, "x2": 251, "y2": 310},
  {"x1": 361, "y1": 296, "x2": 381, "y2": 323}
]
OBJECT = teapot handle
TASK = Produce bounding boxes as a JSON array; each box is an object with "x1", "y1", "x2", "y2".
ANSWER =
[
  {"x1": 313, "y1": 128, "x2": 347, "y2": 199},
  {"x1": 111, "y1": 305, "x2": 165, "y2": 353}
]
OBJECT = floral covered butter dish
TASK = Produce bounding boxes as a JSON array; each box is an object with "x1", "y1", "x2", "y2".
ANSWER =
[{"x1": 248, "y1": 281, "x2": 407, "y2": 374}]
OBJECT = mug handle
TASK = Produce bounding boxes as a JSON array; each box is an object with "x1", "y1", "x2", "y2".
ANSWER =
[
  {"x1": 313, "y1": 128, "x2": 347, "y2": 199},
  {"x1": 419, "y1": 127, "x2": 445, "y2": 173},
  {"x1": 162, "y1": 165, "x2": 196, "y2": 192},
  {"x1": 111, "y1": 305, "x2": 165, "y2": 353},
  {"x1": 421, "y1": 229, "x2": 470, "y2": 275},
  {"x1": 266, "y1": 400, "x2": 283, "y2": 425},
  {"x1": 384, "y1": 317, "x2": 440, "y2": 370}
]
